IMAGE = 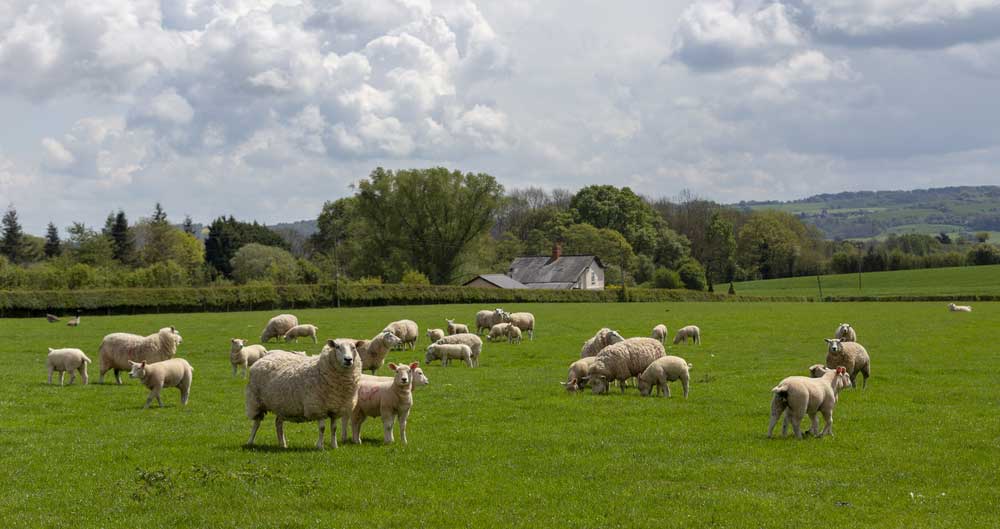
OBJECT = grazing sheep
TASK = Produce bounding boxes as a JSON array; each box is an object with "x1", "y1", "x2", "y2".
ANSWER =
[
  {"x1": 283, "y1": 324, "x2": 319, "y2": 344},
  {"x1": 350, "y1": 362, "x2": 420, "y2": 444},
  {"x1": 66, "y1": 314, "x2": 81, "y2": 327},
  {"x1": 426, "y1": 328, "x2": 445, "y2": 343},
  {"x1": 651, "y1": 324, "x2": 668, "y2": 344},
  {"x1": 562, "y1": 356, "x2": 598, "y2": 392},
  {"x1": 98, "y1": 327, "x2": 183, "y2": 385},
  {"x1": 46, "y1": 314, "x2": 60, "y2": 323},
  {"x1": 768, "y1": 367, "x2": 852, "y2": 439},
  {"x1": 432, "y1": 333, "x2": 483, "y2": 365},
  {"x1": 383, "y1": 320, "x2": 419, "y2": 350},
  {"x1": 502, "y1": 312, "x2": 535, "y2": 340},
  {"x1": 46, "y1": 348, "x2": 91, "y2": 385},
  {"x1": 948, "y1": 303, "x2": 972, "y2": 312},
  {"x1": 589, "y1": 338, "x2": 666, "y2": 395},
  {"x1": 579, "y1": 328, "x2": 626, "y2": 358},
  {"x1": 637, "y1": 356, "x2": 691, "y2": 398},
  {"x1": 245, "y1": 341, "x2": 361, "y2": 449},
  {"x1": 230, "y1": 339, "x2": 268, "y2": 378},
  {"x1": 348, "y1": 331, "x2": 404, "y2": 375},
  {"x1": 475, "y1": 308, "x2": 508, "y2": 335},
  {"x1": 260, "y1": 314, "x2": 299, "y2": 343},
  {"x1": 425, "y1": 343, "x2": 474, "y2": 367},
  {"x1": 824, "y1": 339, "x2": 871, "y2": 389},
  {"x1": 673, "y1": 325, "x2": 701, "y2": 345},
  {"x1": 412, "y1": 367, "x2": 429, "y2": 388},
  {"x1": 128, "y1": 358, "x2": 193, "y2": 409},
  {"x1": 446, "y1": 319, "x2": 469, "y2": 335},
  {"x1": 834, "y1": 323, "x2": 857, "y2": 342},
  {"x1": 487, "y1": 323, "x2": 510, "y2": 342},
  {"x1": 506, "y1": 324, "x2": 523, "y2": 344}
]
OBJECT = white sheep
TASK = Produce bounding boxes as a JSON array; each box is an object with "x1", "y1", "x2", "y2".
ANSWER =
[
  {"x1": 46, "y1": 348, "x2": 91, "y2": 385},
  {"x1": 412, "y1": 367, "x2": 429, "y2": 388},
  {"x1": 506, "y1": 324, "x2": 523, "y2": 344},
  {"x1": 245, "y1": 341, "x2": 361, "y2": 449},
  {"x1": 579, "y1": 328, "x2": 626, "y2": 358},
  {"x1": 562, "y1": 356, "x2": 598, "y2": 392},
  {"x1": 425, "y1": 343, "x2": 474, "y2": 367},
  {"x1": 383, "y1": 319, "x2": 419, "y2": 350},
  {"x1": 426, "y1": 328, "x2": 445, "y2": 343},
  {"x1": 98, "y1": 327, "x2": 183, "y2": 385},
  {"x1": 347, "y1": 331, "x2": 403, "y2": 375},
  {"x1": 475, "y1": 308, "x2": 508, "y2": 335},
  {"x1": 673, "y1": 325, "x2": 701, "y2": 345},
  {"x1": 230, "y1": 339, "x2": 268, "y2": 378},
  {"x1": 487, "y1": 323, "x2": 509, "y2": 342},
  {"x1": 834, "y1": 323, "x2": 857, "y2": 342},
  {"x1": 340, "y1": 365, "x2": 429, "y2": 444},
  {"x1": 824, "y1": 338, "x2": 871, "y2": 389},
  {"x1": 502, "y1": 312, "x2": 535, "y2": 340},
  {"x1": 432, "y1": 333, "x2": 483, "y2": 367},
  {"x1": 651, "y1": 324, "x2": 668, "y2": 344},
  {"x1": 349, "y1": 362, "x2": 420, "y2": 444},
  {"x1": 768, "y1": 366, "x2": 852, "y2": 439},
  {"x1": 446, "y1": 319, "x2": 469, "y2": 335},
  {"x1": 637, "y1": 356, "x2": 691, "y2": 398},
  {"x1": 128, "y1": 358, "x2": 193, "y2": 409},
  {"x1": 260, "y1": 314, "x2": 299, "y2": 343},
  {"x1": 948, "y1": 303, "x2": 972, "y2": 312},
  {"x1": 283, "y1": 324, "x2": 319, "y2": 344},
  {"x1": 588, "y1": 338, "x2": 666, "y2": 394}
]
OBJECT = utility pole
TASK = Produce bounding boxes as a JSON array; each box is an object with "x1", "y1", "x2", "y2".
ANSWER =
[
  {"x1": 816, "y1": 274, "x2": 824, "y2": 301},
  {"x1": 855, "y1": 242, "x2": 864, "y2": 291}
]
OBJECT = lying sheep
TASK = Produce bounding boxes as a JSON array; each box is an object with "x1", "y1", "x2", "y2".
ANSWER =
[
  {"x1": 426, "y1": 328, "x2": 445, "y2": 343},
  {"x1": 383, "y1": 319, "x2": 419, "y2": 350},
  {"x1": 46, "y1": 348, "x2": 91, "y2": 385},
  {"x1": 768, "y1": 366, "x2": 852, "y2": 439},
  {"x1": 446, "y1": 319, "x2": 469, "y2": 335},
  {"x1": 230, "y1": 339, "x2": 268, "y2": 378},
  {"x1": 475, "y1": 308, "x2": 507, "y2": 335},
  {"x1": 245, "y1": 341, "x2": 361, "y2": 449},
  {"x1": 562, "y1": 356, "x2": 598, "y2": 392},
  {"x1": 673, "y1": 325, "x2": 701, "y2": 345},
  {"x1": 948, "y1": 303, "x2": 972, "y2": 312},
  {"x1": 487, "y1": 323, "x2": 509, "y2": 342},
  {"x1": 580, "y1": 328, "x2": 626, "y2": 358},
  {"x1": 834, "y1": 323, "x2": 857, "y2": 342},
  {"x1": 638, "y1": 356, "x2": 691, "y2": 398},
  {"x1": 261, "y1": 314, "x2": 299, "y2": 343},
  {"x1": 425, "y1": 343, "x2": 473, "y2": 367},
  {"x1": 349, "y1": 362, "x2": 420, "y2": 444},
  {"x1": 46, "y1": 314, "x2": 60, "y2": 323},
  {"x1": 283, "y1": 324, "x2": 319, "y2": 344},
  {"x1": 506, "y1": 324, "x2": 523, "y2": 344},
  {"x1": 589, "y1": 338, "x2": 666, "y2": 394},
  {"x1": 432, "y1": 333, "x2": 483, "y2": 367},
  {"x1": 824, "y1": 339, "x2": 871, "y2": 389},
  {"x1": 348, "y1": 331, "x2": 403, "y2": 375},
  {"x1": 128, "y1": 358, "x2": 193, "y2": 409},
  {"x1": 99, "y1": 326, "x2": 182, "y2": 385},
  {"x1": 651, "y1": 324, "x2": 668, "y2": 344},
  {"x1": 502, "y1": 312, "x2": 535, "y2": 340}
]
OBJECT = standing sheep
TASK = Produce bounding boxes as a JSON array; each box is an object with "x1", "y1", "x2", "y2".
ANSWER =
[
  {"x1": 637, "y1": 356, "x2": 691, "y2": 398},
  {"x1": 128, "y1": 358, "x2": 193, "y2": 409},
  {"x1": 46, "y1": 348, "x2": 91, "y2": 385},
  {"x1": 588, "y1": 338, "x2": 666, "y2": 394},
  {"x1": 768, "y1": 367, "x2": 852, "y2": 439},
  {"x1": 283, "y1": 324, "x2": 319, "y2": 344},
  {"x1": 425, "y1": 343, "x2": 474, "y2": 367},
  {"x1": 824, "y1": 339, "x2": 871, "y2": 389},
  {"x1": 260, "y1": 314, "x2": 299, "y2": 343},
  {"x1": 426, "y1": 328, "x2": 445, "y2": 343},
  {"x1": 651, "y1": 324, "x2": 668, "y2": 344},
  {"x1": 673, "y1": 325, "x2": 701, "y2": 345},
  {"x1": 245, "y1": 341, "x2": 361, "y2": 449},
  {"x1": 475, "y1": 308, "x2": 508, "y2": 335},
  {"x1": 350, "y1": 362, "x2": 420, "y2": 444},
  {"x1": 98, "y1": 327, "x2": 183, "y2": 385},
  {"x1": 487, "y1": 323, "x2": 510, "y2": 342},
  {"x1": 562, "y1": 356, "x2": 598, "y2": 392},
  {"x1": 383, "y1": 320, "x2": 419, "y2": 350},
  {"x1": 446, "y1": 319, "x2": 469, "y2": 335},
  {"x1": 834, "y1": 323, "x2": 857, "y2": 342},
  {"x1": 948, "y1": 303, "x2": 972, "y2": 312},
  {"x1": 506, "y1": 324, "x2": 523, "y2": 344},
  {"x1": 230, "y1": 339, "x2": 268, "y2": 378},
  {"x1": 580, "y1": 328, "x2": 626, "y2": 358},
  {"x1": 348, "y1": 331, "x2": 404, "y2": 375},
  {"x1": 502, "y1": 312, "x2": 535, "y2": 340},
  {"x1": 432, "y1": 333, "x2": 483, "y2": 367}
]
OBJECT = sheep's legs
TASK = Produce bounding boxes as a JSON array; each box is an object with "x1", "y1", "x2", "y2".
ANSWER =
[
  {"x1": 821, "y1": 409, "x2": 834, "y2": 437},
  {"x1": 180, "y1": 379, "x2": 191, "y2": 406},
  {"x1": 80, "y1": 367, "x2": 88, "y2": 385},
  {"x1": 664, "y1": 382, "x2": 672, "y2": 398},
  {"x1": 682, "y1": 377, "x2": 689, "y2": 399},
  {"x1": 247, "y1": 420, "x2": 261, "y2": 446},
  {"x1": 398, "y1": 409, "x2": 410, "y2": 445},
  {"x1": 144, "y1": 386, "x2": 161, "y2": 409},
  {"x1": 352, "y1": 413, "x2": 365, "y2": 445},
  {"x1": 808, "y1": 413, "x2": 820, "y2": 437},
  {"x1": 114, "y1": 369, "x2": 123, "y2": 385},
  {"x1": 382, "y1": 414, "x2": 395, "y2": 444},
  {"x1": 340, "y1": 416, "x2": 350, "y2": 444},
  {"x1": 767, "y1": 398, "x2": 785, "y2": 438},
  {"x1": 790, "y1": 413, "x2": 804, "y2": 439},
  {"x1": 329, "y1": 417, "x2": 339, "y2": 449},
  {"x1": 47, "y1": 368, "x2": 54, "y2": 385},
  {"x1": 316, "y1": 419, "x2": 326, "y2": 450},
  {"x1": 59, "y1": 371, "x2": 65, "y2": 386},
  {"x1": 275, "y1": 417, "x2": 287, "y2": 448},
  {"x1": 69, "y1": 371, "x2": 77, "y2": 385}
]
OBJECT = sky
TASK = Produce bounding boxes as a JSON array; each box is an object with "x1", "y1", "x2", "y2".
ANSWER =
[{"x1": 3, "y1": 0, "x2": 1000, "y2": 234}]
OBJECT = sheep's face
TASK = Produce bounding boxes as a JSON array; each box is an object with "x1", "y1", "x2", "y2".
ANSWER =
[
  {"x1": 128, "y1": 361, "x2": 147, "y2": 379},
  {"x1": 808, "y1": 364, "x2": 829, "y2": 378},
  {"x1": 331, "y1": 342, "x2": 356, "y2": 369},
  {"x1": 424, "y1": 348, "x2": 435, "y2": 364},
  {"x1": 389, "y1": 363, "x2": 417, "y2": 386},
  {"x1": 413, "y1": 368, "x2": 429, "y2": 387},
  {"x1": 637, "y1": 377, "x2": 653, "y2": 396},
  {"x1": 381, "y1": 331, "x2": 403, "y2": 348},
  {"x1": 231, "y1": 338, "x2": 246, "y2": 349},
  {"x1": 607, "y1": 330, "x2": 625, "y2": 345},
  {"x1": 562, "y1": 376, "x2": 580, "y2": 392},
  {"x1": 948, "y1": 303, "x2": 956, "y2": 309},
  {"x1": 825, "y1": 338, "x2": 843, "y2": 354},
  {"x1": 589, "y1": 376, "x2": 610, "y2": 395}
]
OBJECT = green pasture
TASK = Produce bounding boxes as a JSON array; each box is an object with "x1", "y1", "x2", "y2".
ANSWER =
[{"x1": 732, "y1": 264, "x2": 1000, "y2": 298}]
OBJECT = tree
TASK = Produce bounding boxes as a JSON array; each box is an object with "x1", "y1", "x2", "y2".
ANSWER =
[
  {"x1": 704, "y1": 211, "x2": 736, "y2": 283},
  {"x1": 1, "y1": 206, "x2": 25, "y2": 263},
  {"x1": 677, "y1": 258, "x2": 708, "y2": 291},
  {"x1": 652, "y1": 267, "x2": 682, "y2": 289},
  {"x1": 569, "y1": 185, "x2": 658, "y2": 254},
  {"x1": 975, "y1": 231, "x2": 991, "y2": 243},
  {"x1": 737, "y1": 212, "x2": 799, "y2": 280},
  {"x1": 152, "y1": 202, "x2": 167, "y2": 224},
  {"x1": 44, "y1": 222, "x2": 61, "y2": 258},
  {"x1": 66, "y1": 222, "x2": 115, "y2": 266},
  {"x1": 110, "y1": 210, "x2": 132, "y2": 263},
  {"x1": 205, "y1": 216, "x2": 290, "y2": 277},
  {"x1": 182, "y1": 215, "x2": 195, "y2": 235},
  {"x1": 230, "y1": 243, "x2": 299, "y2": 284},
  {"x1": 967, "y1": 243, "x2": 1000, "y2": 265},
  {"x1": 558, "y1": 223, "x2": 635, "y2": 269}
]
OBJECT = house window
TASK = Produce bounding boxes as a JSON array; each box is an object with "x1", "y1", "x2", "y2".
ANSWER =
[{"x1": 591, "y1": 269, "x2": 596, "y2": 284}]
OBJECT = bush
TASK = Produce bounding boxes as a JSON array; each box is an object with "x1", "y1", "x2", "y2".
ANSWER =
[
  {"x1": 678, "y1": 259, "x2": 707, "y2": 291},
  {"x1": 967, "y1": 243, "x2": 1000, "y2": 266},
  {"x1": 652, "y1": 267, "x2": 682, "y2": 289},
  {"x1": 230, "y1": 244, "x2": 299, "y2": 284},
  {"x1": 401, "y1": 269, "x2": 431, "y2": 285}
]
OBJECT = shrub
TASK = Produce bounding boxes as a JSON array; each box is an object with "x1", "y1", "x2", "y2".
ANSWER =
[
  {"x1": 967, "y1": 243, "x2": 1000, "y2": 266},
  {"x1": 401, "y1": 269, "x2": 431, "y2": 285},
  {"x1": 652, "y1": 267, "x2": 682, "y2": 289},
  {"x1": 230, "y1": 244, "x2": 298, "y2": 284},
  {"x1": 678, "y1": 259, "x2": 707, "y2": 291}
]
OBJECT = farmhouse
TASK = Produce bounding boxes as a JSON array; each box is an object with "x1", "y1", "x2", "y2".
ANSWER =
[{"x1": 464, "y1": 245, "x2": 606, "y2": 290}]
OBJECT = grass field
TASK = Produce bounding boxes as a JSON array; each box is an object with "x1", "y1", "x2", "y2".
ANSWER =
[
  {"x1": 2, "y1": 302, "x2": 999, "y2": 528},
  {"x1": 732, "y1": 264, "x2": 1000, "y2": 298}
]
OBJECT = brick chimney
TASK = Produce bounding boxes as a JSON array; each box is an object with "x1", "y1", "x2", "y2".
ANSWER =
[{"x1": 548, "y1": 242, "x2": 562, "y2": 264}]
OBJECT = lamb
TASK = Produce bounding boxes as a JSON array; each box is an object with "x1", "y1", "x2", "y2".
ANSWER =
[
  {"x1": 487, "y1": 323, "x2": 510, "y2": 342},
  {"x1": 431, "y1": 333, "x2": 483, "y2": 367},
  {"x1": 98, "y1": 326, "x2": 183, "y2": 385},
  {"x1": 948, "y1": 303, "x2": 972, "y2": 312},
  {"x1": 651, "y1": 324, "x2": 668, "y2": 344},
  {"x1": 283, "y1": 324, "x2": 319, "y2": 344},
  {"x1": 637, "y1": 356, "x2": 691, "y2": 398},
  {"x1": 673, "y1": 325, "x2": 701, "y2": 345},
  {"x1": 768, "y1": 366, "x2": 852, "y2": 439},
  {"x1": 128, "y1": 358, "x2": 193, "y2": 409},
  {"x1": 562, "y1": 356, "x2": 598, "y2": 392},
  {"x1": 588, "y1": 338, "x2": 666, "y2": 394},
  {"x1": 260, "y1": 314, "x2": 299, "y2": 343},
  {"x1": 506, "y1": 324, "x2": 523, "y2": 344},
  {"x1": 425, "y1": 343, "x2": 474, "y2": 367},
  {"x1": 349, "y1": 331, "x2": 404, "y2": 375},
  {"x1": 475, "y1": 308, "x2": 508, "y2": 335},
  {"x1": 412, "y1": 367, "x2": 429, "y2": 388},
  {"x1": 230, "y1": 339, "x2": 268, "y2": 378},
  {"x1": 579, "y1": 328, "x2": 626, "y2": 358},
  {"x1": 349, "y1": 362, "x2": 420, "y2": 444},
  {"x1": 383, "y1": 319, "x2": 419, "y2": 350},
  {"x1": 824, "y1": 339, "x2": 871, "y2": 389},
  {"x1": 446, "y1": 319, "x2": 469, "y2": 335},
  {"x1": 502, "y1": 311, "x2": 535, "y2": 340},
  {"x1": 426, "y1": 328, "x2": 445, "y2": 343},
  {"x1": 245, "y1": 340, "x2": 361, "y2": 449},
  {"x1": 46, "y1": 348, "x2": 91, "y2": 385},
  {"x1": 834, "y1": 323, "x2": 857, "y2": 342}
]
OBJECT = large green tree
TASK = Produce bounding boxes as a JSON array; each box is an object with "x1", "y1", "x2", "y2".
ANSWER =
[
  {"x1": 1, "y1": 206, "x2": 25, "y2": 263},
  {"x1": 704, "y1": 211, "x2": 736, "y2": 284},
  {"x1": 44, "y1": 222, "x2": 61, "y2": 258},
  {"x1": 230, "y1": 243, "x2": 299, "y2": 284},
  {"x1": 569, "y1": 185, "x2": 658, "y2": 254},
  {"x1": 205, "y1": 216, "x2": 289, "y2": 277}
]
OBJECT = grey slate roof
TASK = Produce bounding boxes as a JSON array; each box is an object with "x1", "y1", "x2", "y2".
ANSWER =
[
  {"x1": 464, "y1": 274, "x2": 528, "y2": 289},
  {"x1": 508, "y1": 255, "x2": 603, "y2": 286}
]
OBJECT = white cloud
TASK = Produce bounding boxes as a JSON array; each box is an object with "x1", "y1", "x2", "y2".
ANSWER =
[{"x1": 41, "y1": 138, "x2": 76, "y2": 169}]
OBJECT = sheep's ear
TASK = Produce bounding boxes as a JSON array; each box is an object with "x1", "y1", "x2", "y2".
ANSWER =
[
  {"x1": 409, "y1": 362, "x2": 419, "y2": 369},
  {"x1": 355, "y1": 340, "x2": 365, "y2": 349},
  {"x1": 140, "y1": 361, "x2": 146, "y2": 368},
  {"x1": 389, "y1": 363, "x2": 398, "y2": 371},
  {"x1": 171, "y1": 326, "x2": 176, "y2": 332},
  {"x1": 824, "y1": 338, "x2": 833, "y2": 344},
  {"x1": 128, "y1": 360, "x2": 138, "y2": 367},
  {"x1": 48, "y1": 347, "x2": 53, "y2": 352}
]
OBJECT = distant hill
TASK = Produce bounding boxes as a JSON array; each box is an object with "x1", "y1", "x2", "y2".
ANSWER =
[
  {"x1": 736, "y1": 185, "x2": 1000, "y2": 240},
  {"x1": 268, "y1": 219, "x2": 318, "y2": 238}
]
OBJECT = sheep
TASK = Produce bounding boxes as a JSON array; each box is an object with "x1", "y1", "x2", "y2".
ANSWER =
[
  {"x1": 501, "y1": 311, "x2": 535, "y2": 340},
  {"x1": 506, "y1": 324, "x2": 523, "y2": 344},
  {"x1": 579, "y1": 328, "x2": 626, "y2": 358},
  {"x1": 824, "y1": 338, "x2": 871, "y2": 389},
  {"x1": 66, "y1": 314, "x2": 81, "y2": 327},
  {"x1": 426, "y1": 328, "x2": 445, "y2": 343},
  {"x1": 446, "y1": 319, "x2": 469, "y2": 335},
  {"x1": 431, "y1": 333, "x2": 483, "y2": 367},
  {"x1": 98, "y1": 326, "x2": 183, "y2": 385},
  {"x1": 948, "y1": 303, "x2": 972, "y2": 312},
  {"x1": 128, "y1": 358, "x2": 193, "y2": 409},
  {"x1": 245, "y1": 340, "x2": 361, "y2": 449},
  {"x1": 349, "y1": 362, "x2": 420, "y2": 444},
  {"x1": 588, "y1": 338, "x2": 666, "y2": 394},
  {"x1": 475, "y1": 308, "x2": 508, "y2": 335},
  {"x1": 46, "y1": 348, "x2": 91, "y2": 385},
  {"x1": 562, "y1": 356, "x2": 598, "y2": 392},
  {"x1": 260, "y1": 314, "x2": 299, "y2": 343},
  {"x1": 383, "y1": 319, "x2": 419, "y2": 350},
  {"x1": 412, "y1": 367, "x2": 429, "y2": 388},
  {"x1": 46, "y1": 314, "x2": 60, "y2": 323},
  {"x1": 283, "y1": 324, "x2": 319, "y2": 344},
  {"x1": 341, "y1": 365, "x2": 430, "y2": 443},
  {"x1": 487, "y1": 323, "x2": 510, "y2": 342},
  {"x1": 637, "y1": 356, "x2": 691, "y2": 398},
  {"x1": 230, "y1": 339, "x2": 268, "y2": 378},
  {"x1": 673, "y1": 325, "x2": 701, "y2": 345},
  {"x1": 834, "y1": 323, "x2": 857, "y2": 342},
  {"x1": 348, "y1": 331, "x2": 404, "y2": 375},
  {"x1": 768, "y1": 366, "x2": 852, "y2": 439},
  {"x1": 425, "y1": 343, "x2": 474, "y2": 367},
  {"x1": 651, "y1": 324, "x2": 668, "y2": 344}
]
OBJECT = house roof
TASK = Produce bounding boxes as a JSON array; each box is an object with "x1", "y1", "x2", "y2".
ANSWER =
[
  {"x1": 463, "y1": 274, "x2": 529, "y2": 289},
  {"x1": 508, "y1": 255, "x2": 603, "y2": 286}
]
